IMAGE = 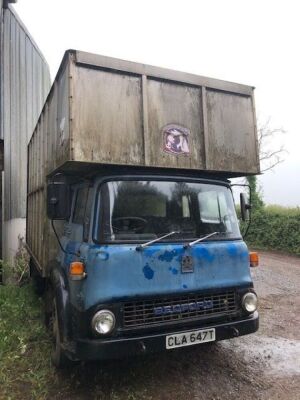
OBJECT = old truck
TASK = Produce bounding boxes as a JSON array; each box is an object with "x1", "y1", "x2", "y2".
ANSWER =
[{"x1": 27, "y1": 50, "x2": 259, "y2": 367}]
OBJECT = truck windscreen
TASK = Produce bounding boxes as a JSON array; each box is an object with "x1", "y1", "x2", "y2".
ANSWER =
[{"x1": 97, "y1": 180, "x2": 241, "y2": 243}]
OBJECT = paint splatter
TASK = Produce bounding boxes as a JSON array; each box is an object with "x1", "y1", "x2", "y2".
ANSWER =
[
  {"x1": 169, "y1": 266, "x2": 178, "y2": 275},
  {"x1": 144, "y1": 248, "x2": 159, "y2": 258},
  {"x1": 195, "y1": 247, "x2": 215, "y2": 262},
  {"x1": 158, "y1": 250, "x2": 176, "y2": 262},
  {"x1": 227, "y1": 243, "x2": 238, "y2": 256},
  {"x1": 143, "y1": 264, "x2": 154, "y2": 280},
  {"x1": 183, "y1": 284, "x2": 188, "y2": 289}
]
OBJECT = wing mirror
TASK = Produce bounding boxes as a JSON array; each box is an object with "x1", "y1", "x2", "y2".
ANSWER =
[
  {"x1": 47, "y1": 175, "x2": 70, "y2": 220},
  {"x1": 240, "y1": 192, "x2": 251, "y2": 221}
]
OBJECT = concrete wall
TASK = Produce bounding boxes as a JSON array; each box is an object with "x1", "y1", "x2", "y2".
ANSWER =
[{"x1": 0, "y1": 1, "x2": 51, "y2": 265}]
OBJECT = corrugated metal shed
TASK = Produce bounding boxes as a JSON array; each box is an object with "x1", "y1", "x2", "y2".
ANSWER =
[{"x1": 0, "y1": 1, "x2": 50, "y2": 262}]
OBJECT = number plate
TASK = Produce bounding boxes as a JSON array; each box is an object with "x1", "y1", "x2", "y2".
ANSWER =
[{"x1": 166, "y1": 328, "x2": 215, "y2": 349}]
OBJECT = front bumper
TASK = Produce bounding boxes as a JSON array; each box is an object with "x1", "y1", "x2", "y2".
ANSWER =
[{"x1": 65, "y1": 312, "x2": 259, "y2": 361}]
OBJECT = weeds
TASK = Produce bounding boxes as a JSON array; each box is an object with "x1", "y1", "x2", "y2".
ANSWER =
[
  {"x1": 0, "y1": 284, "x2": 54, "y2": 400},
  {"x1": 0, "y1": 245, "x2": 30, "y2": 286}
]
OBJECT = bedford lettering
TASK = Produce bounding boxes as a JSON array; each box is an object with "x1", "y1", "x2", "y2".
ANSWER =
[{"x1": 154, "y1": 300, "x2": 213, "y2": 316}]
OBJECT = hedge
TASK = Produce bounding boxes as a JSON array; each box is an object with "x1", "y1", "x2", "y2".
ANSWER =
[{"x1": 245, "y1": 206, "x2": 300, "y2": 256}]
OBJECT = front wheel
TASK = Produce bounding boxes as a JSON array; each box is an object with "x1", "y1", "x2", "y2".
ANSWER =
[{"x1": 50, "y1": 296, "x2": 71, "y2": 368}]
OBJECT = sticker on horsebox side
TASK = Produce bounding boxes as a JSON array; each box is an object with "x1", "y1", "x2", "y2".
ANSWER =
[
  {"x1": 162, "y1": 124, "x2": 190, "y2": 155},
  {"x1": 166, "y1": 328, "x2": 215, "y2": 349}
]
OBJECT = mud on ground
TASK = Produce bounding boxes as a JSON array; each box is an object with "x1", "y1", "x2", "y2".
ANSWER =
[{"x1": 46, "y1": 251, "x2": 300, "y2": 399}]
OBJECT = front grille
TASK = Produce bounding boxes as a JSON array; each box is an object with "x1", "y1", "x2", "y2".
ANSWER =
[{"x1": 123, "y1": 290, "x2": 237, "y2": 328}]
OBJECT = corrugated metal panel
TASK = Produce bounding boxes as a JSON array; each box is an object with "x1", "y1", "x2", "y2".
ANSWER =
[{"x1": 0, "y1": 5, "x2": 51, "y2": 223}]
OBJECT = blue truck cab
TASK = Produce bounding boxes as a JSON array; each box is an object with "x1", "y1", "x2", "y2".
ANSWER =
[{"x1": 45, "y1": 169, "x2": 258, "y2": 367}]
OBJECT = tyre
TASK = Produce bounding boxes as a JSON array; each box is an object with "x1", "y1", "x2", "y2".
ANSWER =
[{"x1": 49, "y1": 295, "x2": 72, "y2": 368}]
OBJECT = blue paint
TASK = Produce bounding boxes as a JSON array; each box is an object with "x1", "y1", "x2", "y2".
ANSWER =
[
  {"x1": 241, "y1": 250, "x2": 249, "y2": 260},
  {"x1": 158, "y1": 250, "x2": 176, "y2": 262},
  {"x1": 169, "y1": 267, "x2": 178, "y2": 275},
  {"x1": 227, "y1": 243, "x2": 238, "y2": 256},
  {"x1": 65, "y1": 240, "x2": 251, "y2": 310},
  {"x1": 144, "y1": 248, "x2": 160, "y2": 258},
  {"x1": 143, "y1": 264, "x2": 154, "y2": 280},
  {"x1": 66, "y1": 241, "x2": 77, "y2": 252},
  {"x1": 195, "y1": 246, "x2": 215, "y2": 263}
]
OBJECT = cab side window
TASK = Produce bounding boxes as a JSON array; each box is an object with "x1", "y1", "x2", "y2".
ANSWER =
[{"x1": 73, "y1": 187, "x2": 93, "y2": 241}]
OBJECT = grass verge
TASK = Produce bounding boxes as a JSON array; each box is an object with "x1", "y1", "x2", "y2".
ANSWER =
[{"x1": 0, "y1": 284, "x2": 54, "y2": 400}]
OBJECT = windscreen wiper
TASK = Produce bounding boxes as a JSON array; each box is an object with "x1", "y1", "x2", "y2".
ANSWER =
[
  {"x1": 136, "y1": 231, "x2": 179, "y2": 251},
  {"x1": 184, "y1": 232, "x2": 220, "y2": 249}
]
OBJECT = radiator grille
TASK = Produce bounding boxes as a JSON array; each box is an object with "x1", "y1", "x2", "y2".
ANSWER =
[{"x1": 123, "y1": 291, "x2": 237, "y2": 328}]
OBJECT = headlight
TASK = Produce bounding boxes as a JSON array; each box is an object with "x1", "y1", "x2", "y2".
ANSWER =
[
  {"x1": 242, "y1": 292, "x2": 258, "y2": 313},
  {"x1": 91, "y1": 310, "x2": 115, "y2": 335}
]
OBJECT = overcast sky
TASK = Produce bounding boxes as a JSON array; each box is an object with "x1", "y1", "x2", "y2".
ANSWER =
[{"x1": 14, "y1": 0, "x2": 300, "y2": 207}]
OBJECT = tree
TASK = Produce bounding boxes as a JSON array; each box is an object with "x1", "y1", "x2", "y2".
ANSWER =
[
  {"x1": 257, "y1": 118, "x2": 287, "y2": 173},
  {"x1": 246, "y1": 118, "x2": 286, "y2": 210}
]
